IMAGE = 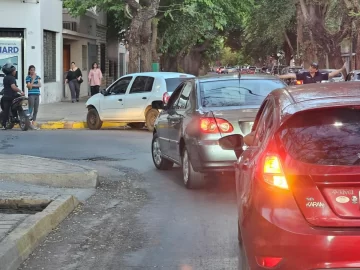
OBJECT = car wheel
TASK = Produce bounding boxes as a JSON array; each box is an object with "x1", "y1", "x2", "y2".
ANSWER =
[
  {"x1": 87, "y1": 108, "x2": 103, "y2": 130},
  {"x1": 146, "y1": 109, "x2": 159, "y2": 132},
  {"x1": 152, "y1": 133, "x2": 173, "y2": 170},
  {"x1": 128, "y1": 123, "x2": 145, "y2": 129},
  {"x1": 240, "y1": 245, "x2": 250, "y2": 270},
  {"x1": 182, "y1": 148, "x2": 206, "y2": 189},
  {"x1": 238, "y1": 220, "x2": 242, "y2": 245}
]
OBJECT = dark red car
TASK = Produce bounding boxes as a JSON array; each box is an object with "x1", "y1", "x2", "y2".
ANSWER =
[{"x1": 219, "y1": 81, "x2": 360, "y2": 269}]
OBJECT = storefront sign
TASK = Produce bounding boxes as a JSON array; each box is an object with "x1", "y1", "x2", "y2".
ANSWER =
[{"x1": 0, "y1": 38, "x2": 22, "y2": 90}]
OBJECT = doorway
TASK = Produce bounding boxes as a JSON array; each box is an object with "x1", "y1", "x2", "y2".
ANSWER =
[{"x1": 63, "y1": 44, "x2": 70, "y2": 72}]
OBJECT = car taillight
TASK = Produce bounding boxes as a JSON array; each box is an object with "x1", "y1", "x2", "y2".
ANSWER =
[
  {"x1": 295, "y1": 80, "x2": 303, "y2": 85},
  {"x1": 256, "y1": 257, "x2": 282, "y2": 268},
  {"x1": 162, "y1": 92, "x2": 170, "y2": 104},
  {"x1": 199, "y1": 117, "x2": 234, "y2": 133},
  {"x1": 262, "y1": 155, "x2": 288, "y2": 190}
]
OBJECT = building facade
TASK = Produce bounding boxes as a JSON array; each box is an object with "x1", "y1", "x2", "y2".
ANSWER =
[
  {"x1": 62, "y1": 8, "x2": 127, "y2": 100},
  {"x1": 0, "y1": 0, "x2": 63, "y2": 104}
]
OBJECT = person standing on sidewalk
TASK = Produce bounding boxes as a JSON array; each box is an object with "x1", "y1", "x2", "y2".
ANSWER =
[
  {"x1": 88, "y1": 62, "x2": 102, "y2": 96},
  {"x1": 26, "y1": 65, "x2": 41, "y2": 130},
  {"x1": 65, "y1": 62, "x2": 82, "y2": 103}
]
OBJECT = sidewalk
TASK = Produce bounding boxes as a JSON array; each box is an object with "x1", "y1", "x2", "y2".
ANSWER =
[
  {"x1": 35, "y1": 97, "x2": 126, "y2": 130},
  {"x1": 0, "y1": 154, "x2": 97, "y2": 270}
]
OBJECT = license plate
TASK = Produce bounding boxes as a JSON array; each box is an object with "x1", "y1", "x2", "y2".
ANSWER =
[{"x1": 22, "y1": 106, "x2": 28, "y2": 110}]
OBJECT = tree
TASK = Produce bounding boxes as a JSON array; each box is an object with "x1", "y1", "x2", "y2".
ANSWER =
[
  {"x1": 158, "y1": 0, "x2": 251, "y2": 75},
  {"x1": 240, "y1": 0, "x2": 296, "y2": 65}
]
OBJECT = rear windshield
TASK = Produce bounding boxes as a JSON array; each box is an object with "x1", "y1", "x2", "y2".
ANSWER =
[
  {"x1": 200, "y1": 79, "x2": 285, "y2": 107},
  {"x1": 165, "y1": 78, "x2": 189, "y2": 94},
  {"x1": 278, "y1": 107, "x2": 360, "y2": 166}
]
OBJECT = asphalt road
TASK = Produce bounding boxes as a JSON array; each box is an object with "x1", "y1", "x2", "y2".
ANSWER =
[{"x1": 0, "y1": 129, "x2": 242, "y2": 270}]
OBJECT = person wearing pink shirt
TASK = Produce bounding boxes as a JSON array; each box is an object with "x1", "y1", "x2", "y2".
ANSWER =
[{"x1": 88, "y1": 62, "x2": 103, "y2": 96}]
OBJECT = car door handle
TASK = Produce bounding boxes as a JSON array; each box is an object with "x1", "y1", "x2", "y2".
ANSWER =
[
  {"x1": 118, "y1": 99, "x2": 122, "y2": 101},
  {"x1": 142, "y1": 97, "x2": 147, "y2": 99}
]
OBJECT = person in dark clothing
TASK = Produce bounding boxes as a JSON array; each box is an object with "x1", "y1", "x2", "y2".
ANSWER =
[
  {"x1": 65, "y1": 62, "x2": 82, "y2": 103},
  {"x1": 277, "y1": 62, "x2": 346, "y2": 84},
  {"x1": 0, "y1": 63, "x2": 24, "y2": 129}
]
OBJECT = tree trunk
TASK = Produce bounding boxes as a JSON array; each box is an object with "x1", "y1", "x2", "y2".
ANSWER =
[
  {"x1": 128, "y1": 18, "x2": 142, "y2": 73},
  {"x1": 140, "y1": 19, "x2": 152, "y2": 72},
  {"x1": 356, "y1": 32, "x2": 360, "y2": 69},
  {"x1": 125, "y1": 0, "x2": 160, "y2": 73},
  {"x1": 151, "y1": 18, "x2": 159, "y2": 62}
]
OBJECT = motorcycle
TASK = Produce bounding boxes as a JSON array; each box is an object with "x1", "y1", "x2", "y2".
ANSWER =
[{"x1": 0, "y1": 92, "x2": 31, "y2": 131}]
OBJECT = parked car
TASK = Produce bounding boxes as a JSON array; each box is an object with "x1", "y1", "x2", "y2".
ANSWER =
[
  {"x1": 85, "y1": 72, "x2": 195, "y2": 131},
  {"x1": 345, "y1": 69, "x2": 360, "y2": 81},
  {"x1": 319, "y1": 69, "x2": 344, "y2": 83},
  {"x1": 218, "y1": 81, "x2": 360, "y2": 269},
  {"x1": 227, "y1": 67, "x2": 238, "y2": 73},
  {"x1": 271, "y1": 65, "x2": 287, "y2": 75},
  {"x1": 151, "y1": 74, "x2": 286, "y2": 189},
  {"x1": 216, "y1": 67, "x2": 229, "y2": 74}
]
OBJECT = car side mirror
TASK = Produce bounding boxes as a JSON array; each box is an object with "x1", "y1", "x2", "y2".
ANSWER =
[
  {"x1": 101, "y1": 89, "x2": 108, "y2": 96},
  {"x1": 218, "y1": 134, "x2": 244, "y2": 159},
  {"x1": 218, "y1": 134, "x2": 244, "y2": 150}
]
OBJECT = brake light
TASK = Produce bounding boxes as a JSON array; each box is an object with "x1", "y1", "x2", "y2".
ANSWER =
[
  {"x1": 162, "y1": 92, "x2": 170, "y2": 104},
  {"x1": 295, "y1": 80, "x2": 303, "y2": 85},
  {"x1": 263, "y1": 155, "x2": 288, "y2": 190},
  {"x1": 256, "y1": 257, "x2": 282, "y2": 268},
  {"x1": 199, "y1": 117, "x2": 234, "y2": 133}
]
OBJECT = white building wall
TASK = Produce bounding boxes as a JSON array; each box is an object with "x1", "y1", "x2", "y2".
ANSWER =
[
  {"x1": 0, "y1": 0, "x2": 62, "y2": 104},
  {"x1": 40, "y1": 0, "x2": 63, "y2": 103}
]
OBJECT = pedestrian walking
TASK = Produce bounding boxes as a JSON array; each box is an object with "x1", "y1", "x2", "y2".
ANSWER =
[
  {"x1": 26, "y1": 65, "x2": 41, "y2": 130},
  {"x1": 277, "y1": 62, "x2": 346, "y2": 84},
  {"x1": 65, "y1": 62, "x2": 82, "y2": 103},
  {"x1": 88, "y1": 62, "x2": 102, "y2": 96}
]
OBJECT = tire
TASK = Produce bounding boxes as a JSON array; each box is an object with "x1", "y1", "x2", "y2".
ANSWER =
[
  {"x1": 182, "y1": 147, "x2": 206, "y2": 189},
  {"x1": 128, "y1": 123, "x2": 145, "y2": 129},
  {"x1": 87, "y1": 108, "x2": 103, "y2": 130},
  {"x1": 5, "y1": 121, "x2": 14, "y2": 130},
  {"x1": 145, "y1": 108, "x2": 159, "y2": 132},
  {"x1": 238, "y1": 219, "x2": 243, "y2": 246},
  {"x1": 240, "y1": 245, "x2": 250, "y2": 270},
  {"x1": 19, "y1": 112, "x2": 30, "y2": 131},
  {"x1": 151, "y1": 133, "x2": 173, "y2": 170}
]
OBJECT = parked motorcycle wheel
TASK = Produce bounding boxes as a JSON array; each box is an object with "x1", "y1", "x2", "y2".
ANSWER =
[
  {"x1": 6, "y1": 121, "x2": 14, "y2": 130},
  {"x1": 19, "y1": 112, "x2": 30, "y2": 131}
]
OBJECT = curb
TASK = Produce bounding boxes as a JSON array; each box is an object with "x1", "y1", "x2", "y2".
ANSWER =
[
  {"x1": 38, "y1": 121, "x2": 127, "y2": 130},
  {"x1": 0, "y1": 155, "x2": 99, "y2": 189},
  {"x1": 0, "y1": 195, "x2": 80, "y2": 270}
]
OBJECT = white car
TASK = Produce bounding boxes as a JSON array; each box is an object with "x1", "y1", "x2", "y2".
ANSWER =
[{"x1": 85, "y1": 72, "x2": 195, "y2": 131}]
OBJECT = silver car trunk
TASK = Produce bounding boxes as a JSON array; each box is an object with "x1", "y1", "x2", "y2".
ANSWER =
[{"x1": 204, "y1": 106, "x2": 258, "y2": 136}]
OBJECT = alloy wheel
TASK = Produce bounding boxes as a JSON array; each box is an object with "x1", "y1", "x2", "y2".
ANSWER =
[
  {"x1": 182, "y1": 150, "x2": 189, "y2": 185},
  {"x1": 152, "y1": 138, "x2": 162, "y2": 165}
]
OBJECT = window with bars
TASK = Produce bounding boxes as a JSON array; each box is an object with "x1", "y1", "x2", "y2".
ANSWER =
[
  {"x1": 100, "y1": 43, "x2": 106, "y2": 73},
  {"x1": 82, "y1": 45, "x2": 87, "y2": 71},
  {"x1": 43, "y1": 31, "x2": 56, "y2": 82}
]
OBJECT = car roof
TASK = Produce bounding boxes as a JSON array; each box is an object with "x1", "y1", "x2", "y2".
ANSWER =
[
  {"x1": 124, "y1": 72, "x2": 195, "y2": 79},
  {"x1": 197, "y1": 74, "x2": 280, "y2": 83},
  {"x1": 274, "y1": 82, "x2": 360, "y2": 121}
]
